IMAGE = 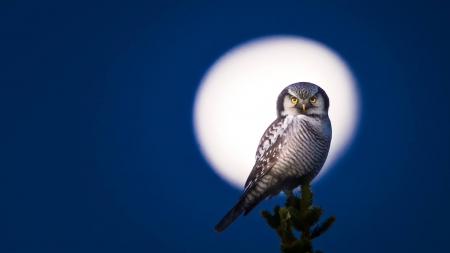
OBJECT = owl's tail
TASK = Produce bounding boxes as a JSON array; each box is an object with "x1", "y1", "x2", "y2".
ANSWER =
[
  {"x1": 214, "y1": 185, "x2": 267, "y2": 233},
  {"x1": 214, "y1": 201, "x2": 245, "y2": 233}
]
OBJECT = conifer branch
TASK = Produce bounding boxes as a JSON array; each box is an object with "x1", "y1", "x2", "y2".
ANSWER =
[
  {"x1": 260, "y1": 181, "x2": 335, "y2": 253},
  {"x1": 310, "y1": 215, "x2": 336, "y2": 239}
]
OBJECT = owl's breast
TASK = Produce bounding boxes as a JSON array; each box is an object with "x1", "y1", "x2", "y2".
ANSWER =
[{"x1": 278, "y1": 117, "x2": 331, "y2": 178}]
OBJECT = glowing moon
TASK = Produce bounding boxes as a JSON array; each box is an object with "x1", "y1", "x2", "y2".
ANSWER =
[{"x1": 193, "y1": 35, "x2": 360, "y2": 189}]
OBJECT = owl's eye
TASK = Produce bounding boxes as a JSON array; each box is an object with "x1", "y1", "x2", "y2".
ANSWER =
[
  {"x1": 310, "y1": 97, "x2": 317, "y2": 103},
  {"x1": 291, "y1": 97, "x2": 298, "y2": 104}
]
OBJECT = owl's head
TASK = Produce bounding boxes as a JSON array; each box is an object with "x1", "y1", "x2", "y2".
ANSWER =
[{"x1": 276, "y1": 82, "x2": 330, "y2": 118}]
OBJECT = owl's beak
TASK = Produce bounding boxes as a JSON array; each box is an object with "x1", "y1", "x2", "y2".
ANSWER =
[{"x1": 302, "y1": 104, "x2": 306, "y2": 112}]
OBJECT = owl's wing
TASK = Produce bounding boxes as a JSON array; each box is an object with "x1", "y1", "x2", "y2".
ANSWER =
[
  {"x1": 244, "y1": 116, "x2": 290, "y2": 191},
  {"x1": 214, "y1": 117, "x2": 293, "y2": 232}
]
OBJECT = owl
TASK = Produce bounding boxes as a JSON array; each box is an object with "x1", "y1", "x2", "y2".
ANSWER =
[{"x1": 214, "y1": 82, "x2": 332, "y2": 232}]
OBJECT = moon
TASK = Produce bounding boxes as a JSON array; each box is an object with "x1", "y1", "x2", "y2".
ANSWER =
[{"x1": 193, "y1": 35, "x2": 360, "y2": 190}]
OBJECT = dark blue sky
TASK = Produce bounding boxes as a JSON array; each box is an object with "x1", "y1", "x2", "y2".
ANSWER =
[{"x1": 1, "y1": 1, "x2": 450, "y2": 252}]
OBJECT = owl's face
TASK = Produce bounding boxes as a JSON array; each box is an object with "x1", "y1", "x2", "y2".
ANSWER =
[{"x1": 276, "y1": 82, "x2": 330, "y2": 118}]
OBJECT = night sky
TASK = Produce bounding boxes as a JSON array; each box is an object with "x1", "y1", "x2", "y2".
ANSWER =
[{"x1": 2, "y1": 1, "x2": 450, "y2": 252}]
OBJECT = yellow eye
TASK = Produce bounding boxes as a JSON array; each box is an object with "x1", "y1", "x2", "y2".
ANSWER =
[
  {"x1": 291, "y1": 97, "x2": 298, "y2": 104},
  {"x1": 310, "y1": 97, "x2": 317, "y2": 103}
]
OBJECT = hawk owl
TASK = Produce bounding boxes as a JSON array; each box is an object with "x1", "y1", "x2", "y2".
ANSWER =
[{"x1": 214, "y1": 82, "x2": 332, "y2": 233}]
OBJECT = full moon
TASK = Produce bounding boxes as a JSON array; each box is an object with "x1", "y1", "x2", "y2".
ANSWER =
[{"x1": 193, "y1": 35, "x2": 360, "y2": 190}]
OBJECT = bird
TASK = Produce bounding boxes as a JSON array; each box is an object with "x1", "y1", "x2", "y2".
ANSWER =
[{"x1": 214, "y1": 82, "x2": 332, "y2": 233}]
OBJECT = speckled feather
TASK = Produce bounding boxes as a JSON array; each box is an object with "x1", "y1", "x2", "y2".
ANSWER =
[{"x1": 245, "y1": 116, "x2": 293, "y2": 190}]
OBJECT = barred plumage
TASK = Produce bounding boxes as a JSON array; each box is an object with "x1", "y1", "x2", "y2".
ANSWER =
[{"x1": 214, "y1": 82, "x2": 332, "y2": 233}]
